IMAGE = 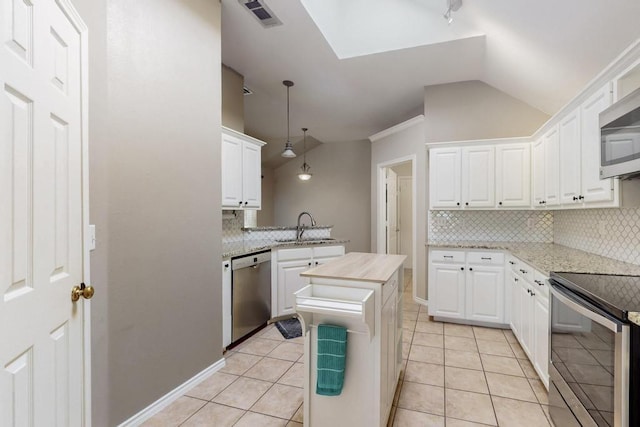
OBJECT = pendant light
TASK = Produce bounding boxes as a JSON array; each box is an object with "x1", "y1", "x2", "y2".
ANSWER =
[
  {"x1": 281, "y1": 80, "x2": 296, "y2": 158},
  {"x1": 298, "y1": 128, "x2": 312, "y2": 181}
]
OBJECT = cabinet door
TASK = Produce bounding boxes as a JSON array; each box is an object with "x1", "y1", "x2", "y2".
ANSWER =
[
  {"x1": 532, "y1": 138, "x2": 546, "y2": 207},
  {"x1": 242, "y1": 141, "x2": 262, "y2": 209},
  {"x1": 534, "y1": 296, "x2": 550, "y2": 387},
  {"x1": 462, "y1": 146, "x2": 495, "y2": 208},
  {"x1": 509, "y1": 272, "x2": 521, "y2": 336},
  {"x1": 519, "y1": 282, "x2": 534, "y2": 357},
  {"x1": 429, "y1": 148, "x2": 461, "y2": 208},
  {"x1": 221, "y1": 132, "x2": 244, "y2": 208},
  {"x1": 496, "y1": 144, "x2": 531, "y2": 207},
  {"x1": 466, "y1": 266, "x2": 504, "y2": 323},
  {"x1": 581, "y1": 83, "x2": 615, "y2": 203},
  {"x1": 559, "y1": 108, "x2": 582, "y2": 205},
  {"x1": 277, "y1": 258, "x2": 311, "y2": 316},
  {"x1": 380, "y1": 295, "x2": 393, "y2": 423},
  {"x1": 543, "y1": 126, "x2": 560, "y2": 206},
  {"x1": 222, "y1": 261, "x2": 232, "y2": 347},
  {"x1": 430, "y1": 263, "x2": 465, "y2": 319}
]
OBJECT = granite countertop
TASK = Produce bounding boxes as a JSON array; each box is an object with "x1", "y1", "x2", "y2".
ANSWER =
[
  {"x1": 427, "y1": 241, "x2": 640, "y2": 276},
  {"x1": 223, "y1": 238, "x2": 349, "y2": 259},
  {"x1": 301, "y1": 252, "x2": 406, "y2": 283},
  {"x1": 242, "y1": 225, "x2": 333, "y2": 231}
]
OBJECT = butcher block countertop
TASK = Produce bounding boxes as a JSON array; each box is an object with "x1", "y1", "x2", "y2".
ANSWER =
[{"x1": 301, "y1": 252, "x2": 406, "y2": 283}]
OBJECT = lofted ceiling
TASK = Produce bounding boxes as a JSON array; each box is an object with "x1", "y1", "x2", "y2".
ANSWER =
[{"x1": 222, "y1": 0, "x2": 640, "y2": 144}]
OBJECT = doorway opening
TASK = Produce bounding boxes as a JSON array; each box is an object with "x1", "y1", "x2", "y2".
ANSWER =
[{"x1": 377, "y1": 156, "x2": 417, "y2": 300}]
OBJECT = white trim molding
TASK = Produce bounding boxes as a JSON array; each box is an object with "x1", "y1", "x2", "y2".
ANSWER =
[
  {"x1": 368, "y1": 115, "x2": 425, "y2": 142},
  {"x1": 117, "y1": 358, "x2": 226, "y2": 427}
]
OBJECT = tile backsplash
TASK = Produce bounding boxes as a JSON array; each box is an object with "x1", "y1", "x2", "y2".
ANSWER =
[
  {"x1": 429, "y1": 210, "x2": 554, "y2": 243},
  {"x1": 222, "y1": 212, "x2": 244, "y2": 242},
  {"x1": 554, "y1": 208, "x2": 640, "y2": 266}
]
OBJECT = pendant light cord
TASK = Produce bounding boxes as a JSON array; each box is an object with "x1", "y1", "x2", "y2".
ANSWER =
[{"x1": 287, "y1": 85, "x2": 290, "y2": 143}]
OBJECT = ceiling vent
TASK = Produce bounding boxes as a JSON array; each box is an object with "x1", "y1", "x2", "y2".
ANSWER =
[
  {"x1": 243, "y1": 86, "x2": 253, "y2": 96},
  {"x1": 238, "y1": 0, "x2": 282, "y2": 28}
]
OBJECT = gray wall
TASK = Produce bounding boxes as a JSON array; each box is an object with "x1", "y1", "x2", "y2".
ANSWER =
[
  {"x1": 259, "y1": 167, "x2": 275, "y2": 226},
  {"x1": 222, "y1": 65, "x2": 244, "y2": 132},
  {"x1": 273, "y1": 141, "x2": 371, "y2": 253},
  {"x1": 71, "y1": 0, "x2": 223, "y2": 425},
  {"x1": 371, "y1": 80, "x2": 549, "y2": 301}
]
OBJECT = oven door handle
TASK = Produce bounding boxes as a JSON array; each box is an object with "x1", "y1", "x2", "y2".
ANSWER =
[{"x1": 550, "y1": 284, "x2": 623, "y2": 333}]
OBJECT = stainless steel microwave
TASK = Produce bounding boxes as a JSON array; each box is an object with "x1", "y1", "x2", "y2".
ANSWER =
[{"x1": 600, "y1": 87, "x2": 640, "y2": 179}]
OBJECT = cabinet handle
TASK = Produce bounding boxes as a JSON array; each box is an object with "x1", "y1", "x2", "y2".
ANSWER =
[
  {"x1": 519, "y1": 269, "x2": 527, "y2": 274},
  {"x1": 573, "y1": 196, "x2": 578, "y2": 201},
  {"x1": 578, "y1": 195, "x2": 584, "y2": 200},
  {"x1": 514, "y1": 277, "x2": 519, "y2": 282},
  {"x1": 469, "y1": 267, "x2": 473, "y2": 271},
  {"x1": 534, "y1": 280, "x2": 544, "y2": 286},
  {"x1": 456, "y1": 202, "x2": 460, "y2": 206},
  {"x1": 481, "y1": 257, "x2": 492, "y2": 260},
  {"x1": 499, "y1": 202, "x2": 503, "y2": 206},
  {"x1": 465, "y1": 202, "x2": 469, "y2": 206},
  {"x1": 531, "y1": 291, "x2": 536, "y2": 297},
  {"x1": 443, "y1": 255, "x2": 454, "y2": 259},
  {"x1": 238, "y1": 201, "x2": 243, "y2": 206},
  {"x1": 244, "y1": 201, "x2": 248, "y2": 205},
  {"x1": 308, "y1": 262, "x2": 312, "y2": 266},
  {"x1": 315, "y1": 261, "x2": 319, "y2": 265},
  {"x1": 224, "y1": 263, "x2": 229, "y2": 268},
  {"x1": 460, "y1": 267, "x2": 464, "y2": 271},
  {"x1": 527, "y1": 289, "x2": 531, "y2": 295},
  {"x1": 509, "y1": 261, "x2": 515, "y2": 265}
]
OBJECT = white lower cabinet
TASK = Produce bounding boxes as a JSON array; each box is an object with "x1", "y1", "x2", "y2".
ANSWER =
[
  {"x1": 272, "y1": 245, "x2": 345, "y2": 318},
  {"x1": 428, "y1": 249, "x2": 505, "y2": 324},
  {"x1": 508, "y1": 257, "x2": 549, "y2": 388},
  {"x1": 222, "y1": 260, "x2": 232, "y2": 348}
]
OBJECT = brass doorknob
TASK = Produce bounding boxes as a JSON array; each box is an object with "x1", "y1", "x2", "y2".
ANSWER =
[{"x1": 71, "y1": 283, "x2": 95, "y2": 302}]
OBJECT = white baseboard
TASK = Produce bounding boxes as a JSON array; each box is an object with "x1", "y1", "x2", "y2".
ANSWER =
[{"x1": 117, "y1": 357, "x2": 226, "y2": 427}]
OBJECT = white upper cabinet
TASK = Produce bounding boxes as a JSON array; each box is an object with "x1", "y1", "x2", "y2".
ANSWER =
[
  {"x1": 496, "y1": 144, "x2": 531, "y2": 208},
  {"x1": 559, "y1": 108, "x2": 582, "y2": 204},
  {"x1": 532, "y1": 127, "x2": 560, "y2": 208},
  {"x1": 429, "y1": 147, "x2": 461, "y2": 208},
  {"x1": 580, "y1": 83, "x2": 615, "y2": 203},
  {"x1": 532, "y1": 138, "x2": 545, "y2": 207},
  {"x1": 429, "y1": 146, "x2": 494, "y2": 209},
  {"x1": 462, "y1": 146, "x2": 495, "y2": 208},
  {"x1": 221, "y1": 127, "x2": 266, "y2": 210},
  {"x1": 543, "y1": 126, "x2": 560, "y2": 207}
]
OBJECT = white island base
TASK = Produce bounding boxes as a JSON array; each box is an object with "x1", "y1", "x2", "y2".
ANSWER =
[{"x1": 296, "y1": 252, "x2": 406, "y2": 427}]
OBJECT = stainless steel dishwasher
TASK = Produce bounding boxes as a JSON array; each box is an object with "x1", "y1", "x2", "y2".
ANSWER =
[{"x1": 231, "y1": 250, "x2": 272, "y2": 344}]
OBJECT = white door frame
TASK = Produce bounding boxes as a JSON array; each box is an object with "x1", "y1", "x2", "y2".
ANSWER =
[
  {"x1": 60, "y1": 1, "x2": 92, "y2": 424},
  {"x1": 376, "y1": 155, "x2": 417, "y2": 297}
]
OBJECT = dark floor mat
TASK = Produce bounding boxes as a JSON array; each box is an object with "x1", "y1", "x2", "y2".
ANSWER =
[{"x1": 275, "y1": 318, "x2": 302, "y2": 339}]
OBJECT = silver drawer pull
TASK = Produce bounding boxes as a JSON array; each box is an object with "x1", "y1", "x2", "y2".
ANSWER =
[{"x1": 481, "y1": 257, "x2": 492, "y2": 260}]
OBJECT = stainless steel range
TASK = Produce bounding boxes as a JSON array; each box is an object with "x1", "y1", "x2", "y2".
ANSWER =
[{"x1": 548, "y1": 272, "x2": 640, "y2": 427}]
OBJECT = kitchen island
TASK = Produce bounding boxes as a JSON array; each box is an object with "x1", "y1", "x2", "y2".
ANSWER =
[{"x1": 296, "y1": 252, "x2": 406, "y2": 427}]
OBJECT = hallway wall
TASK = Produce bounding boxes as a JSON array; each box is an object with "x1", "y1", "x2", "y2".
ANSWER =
[{"x1": 71, "y1": 0, "x2": 223, "y2": 424}]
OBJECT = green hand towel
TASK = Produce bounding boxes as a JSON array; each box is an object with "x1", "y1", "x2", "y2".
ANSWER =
[{"x1": 316, "y1": 324, "x2": 347, "y2": 396}]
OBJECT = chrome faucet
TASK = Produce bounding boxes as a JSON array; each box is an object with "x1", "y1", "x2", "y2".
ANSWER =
[{"x1": 297, "y1": 211, "x2": 316, "y2": 240}]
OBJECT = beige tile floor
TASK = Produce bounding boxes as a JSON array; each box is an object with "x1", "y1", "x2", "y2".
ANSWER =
[{"x1": 144, "y1": 271, "x2": 553, "y2": 426}]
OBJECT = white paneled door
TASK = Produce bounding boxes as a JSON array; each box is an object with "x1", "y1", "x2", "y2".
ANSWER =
[
  {"x1": 0, "y1": 0, "x2": 89, "y2": 425},
  {"x1": 386, "y1": 168, "x2": 398, "y2": 255}
]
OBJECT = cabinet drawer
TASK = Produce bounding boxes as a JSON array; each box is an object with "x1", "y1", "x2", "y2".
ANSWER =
[
  {"x1": 276, "y1": 247, "x2": 313, "y2": 262},
  {"x1": 515, "y1": 261, "x2": 534, "y2": 283},
  {"x1": 532, "y1": 270, "x2": 549, "y2": 299},
  {"x1": 431, "y1": 250, "x2": 465, "y2": 264},
  {"x1": 313, "y1": 245, "x2": 345, "y2": 258},
  {"x1": 467, "y1": 251, "x2": 504, "y2": 265},
  {"x1": 383, "y1": 271, "x2": 399, "y2": 304}
]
